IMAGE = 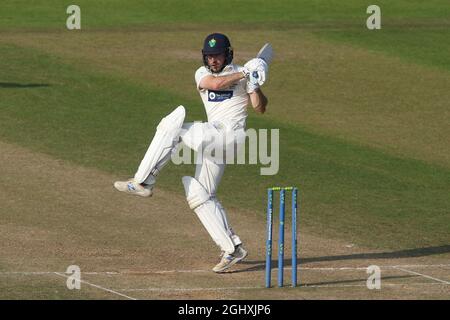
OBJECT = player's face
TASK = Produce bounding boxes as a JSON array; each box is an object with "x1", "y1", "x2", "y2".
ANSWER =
[{"x1": 206, "y1": 53, "x2": 226, "y2": 72}]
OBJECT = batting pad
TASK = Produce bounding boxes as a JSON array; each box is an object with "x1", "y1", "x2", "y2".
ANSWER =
[
  {"x1": 134, "y1": 105, "x2": 185, "y2": 183},
  {"x1": 182, "y1": 176, "x2": 235, "y2": 254}
]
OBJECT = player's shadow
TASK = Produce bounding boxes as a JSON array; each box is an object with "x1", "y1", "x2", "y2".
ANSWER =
[
  {"x1": 0, "y1": 82, "x2": 51, "y2": 88},
  {"x1": 232, "y1": 244, "x2": 450, "y2": 274},
  {"x1": 298, "y1": 274, "x2": 417, "y2": 287}
]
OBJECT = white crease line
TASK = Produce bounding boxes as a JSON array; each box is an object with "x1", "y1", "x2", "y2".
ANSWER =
[
  {"x1": 301, "y1": 282, "x2": 449, "y2": 289},
  {"x1": 385, "y1": 264, "x2": 450, "y2": 269},
  {"x1": 295, "y1": 264, "x2": 450, "y2": 271},
  {"x1": 116, "y1": 282, "x2": 448, "y2": 292},
  {"x1": 53, "y1": 272, "x2": 138, "y2": 300},
  {"x1": 118, "y1": 286, "x2": 263, "y2": 292},
  {"x1": 0, "y1": 272, "x2": 55, "y2": 275},
  {"x1": 86, "y1": 264, "x2": 450, "y2": 274},
  {"x1": 0, "y1": 264, "x2": 448, "y2": 276},
  {"x1": 82, "y1": 264, "x2": 450, "y2": 274},
  {"x1": 137, "y1": 269, "x2": 208, "y2": 274},
  {"x1": 394, "y1": 267, "x2": 450, "y2": 285}
]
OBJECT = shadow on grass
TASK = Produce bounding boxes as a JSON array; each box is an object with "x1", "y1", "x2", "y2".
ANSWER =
[
  {"x1": 0, "y1": 82, "x2": 51, "y2": 88},
  {"x1": 300, "y1": 244, "x2": 450, "y2": 264},
  {"x1": 235, "y1": 245, "x2": 450, "y2": 273},
  {"x1": 301, "y1": 275, "x2": 417, "y2": 287}
]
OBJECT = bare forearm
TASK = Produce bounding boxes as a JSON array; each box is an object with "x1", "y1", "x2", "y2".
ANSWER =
[
  {"x1": 201, "y1": 72, "x2": 245, "y2": 91},
  {"x1": 250, "y1": 89, "x2": 268, "y2": 114}
]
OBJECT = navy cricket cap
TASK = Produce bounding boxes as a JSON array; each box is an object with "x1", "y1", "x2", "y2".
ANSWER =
[{"x1": 202, "y1": 33, "x2": 232, "y2": 55}]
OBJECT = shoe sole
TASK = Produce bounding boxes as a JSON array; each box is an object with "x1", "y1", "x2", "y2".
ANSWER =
[{"x1": 213, "y1": 251, "x2": 248, "y2": 273}]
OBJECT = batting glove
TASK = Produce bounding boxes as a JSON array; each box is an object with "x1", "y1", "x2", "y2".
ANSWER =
[{"x1": 243, "y1": 58, "x2": 268, "y2": 86}]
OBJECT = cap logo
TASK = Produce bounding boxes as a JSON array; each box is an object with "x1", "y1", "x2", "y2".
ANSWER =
[{"x1": 208, "y1": 38, "x2": 217, "y2": 47}]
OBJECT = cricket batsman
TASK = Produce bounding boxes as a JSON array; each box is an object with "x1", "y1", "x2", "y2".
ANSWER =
[{"x1": 114, "y1": 33, "x2": 270, "y2": 272}]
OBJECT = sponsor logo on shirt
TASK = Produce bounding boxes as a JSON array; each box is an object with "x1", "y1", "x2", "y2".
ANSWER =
[{"x1": 208, "y1": 90, "x2": 233, "y2": 102}]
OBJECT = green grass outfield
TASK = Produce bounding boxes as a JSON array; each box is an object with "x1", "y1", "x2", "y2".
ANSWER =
[{"x1": 0, "y1": 1, "x2": 449, "y2": 249}]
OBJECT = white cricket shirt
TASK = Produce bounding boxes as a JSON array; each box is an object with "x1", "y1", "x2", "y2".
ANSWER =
[{"x1": 195, "y1": 64, "x2": 249, "y2": 130}]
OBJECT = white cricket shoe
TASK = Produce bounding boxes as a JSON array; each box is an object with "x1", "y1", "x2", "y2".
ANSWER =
[
  {"x1": 113, "y1": 179, "x2": 153, "y2": 197},
  {"x1": 212, "y1": 245, "x2": 248, "y2": 273}
]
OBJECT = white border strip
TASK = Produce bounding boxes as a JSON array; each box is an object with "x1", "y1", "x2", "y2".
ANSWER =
[
  {"x1": 53, "y1": 272, "x2": 138, "y2": 300},
  {"x1": 394, "y1": 267, "x2": 450, "y2": 285}
]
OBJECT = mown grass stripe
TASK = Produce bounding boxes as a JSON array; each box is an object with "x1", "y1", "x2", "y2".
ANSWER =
[{"x1": 0, "y1": 42, "x2": 448, "y2": 250}]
